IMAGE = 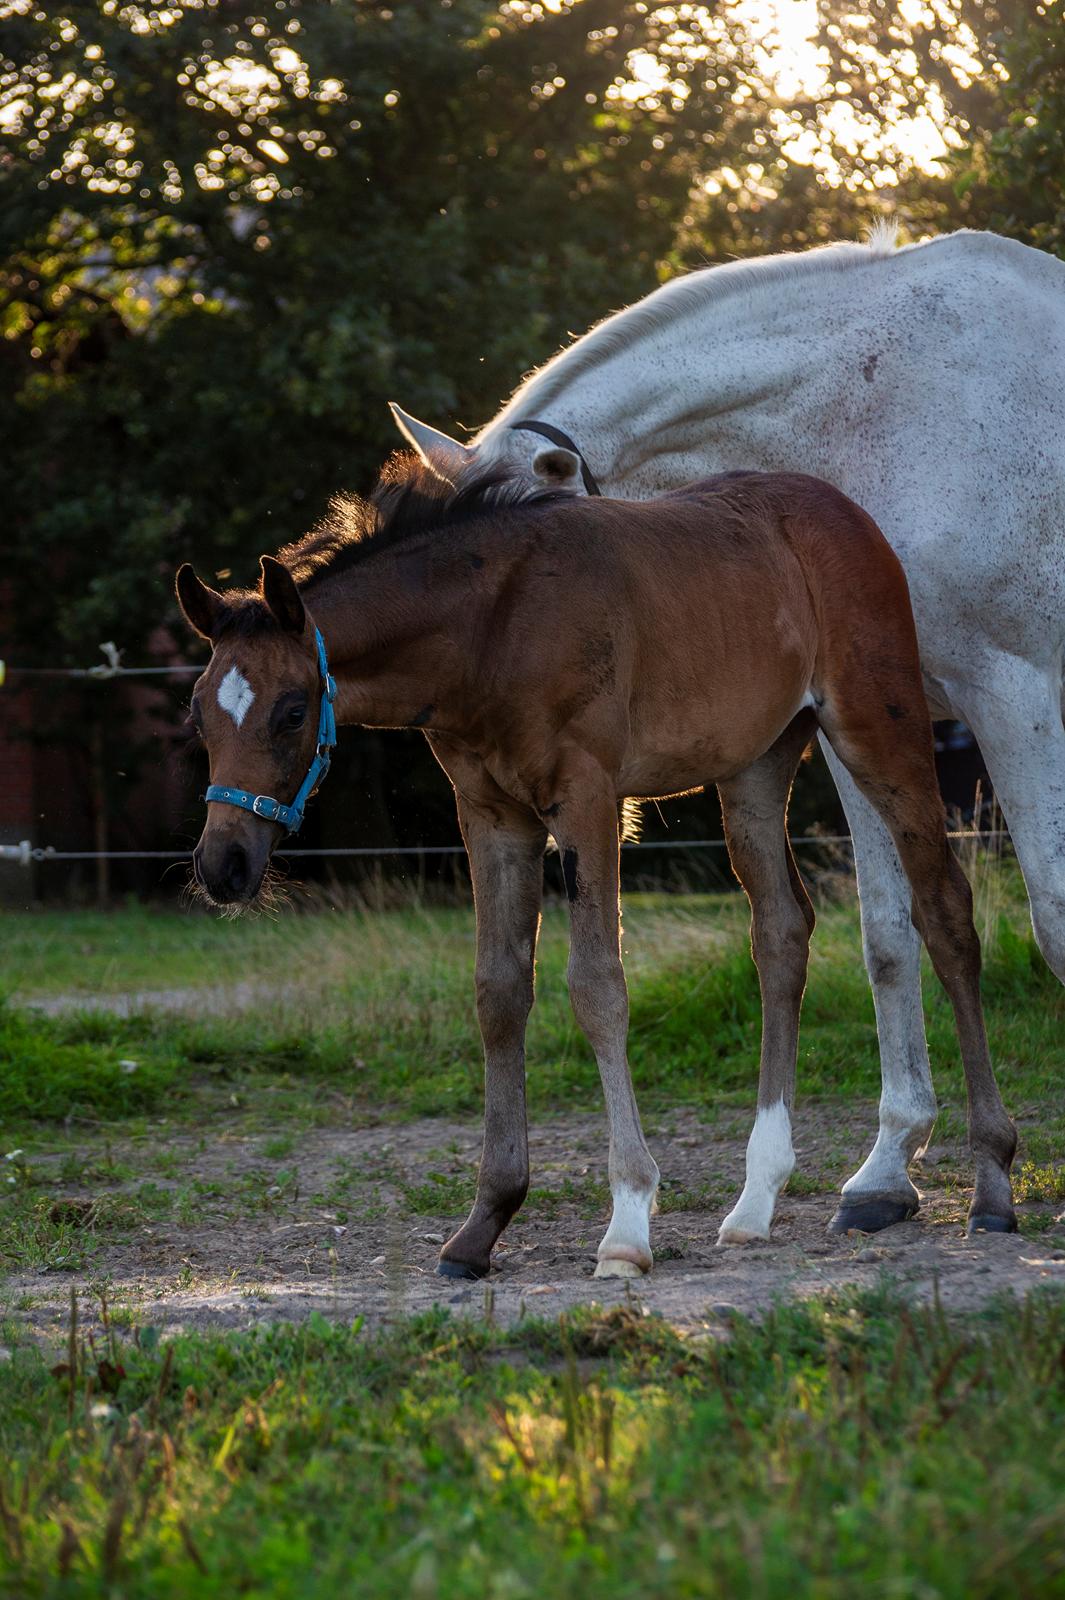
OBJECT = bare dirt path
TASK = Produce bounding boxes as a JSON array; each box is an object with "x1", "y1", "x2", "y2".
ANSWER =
[
  {"x1": 6, "y1": 1104, "x2": 1065, "y2": 1347},
  {"x1": 16, "y1": 981, "x2": 271, "y2": 1018}
]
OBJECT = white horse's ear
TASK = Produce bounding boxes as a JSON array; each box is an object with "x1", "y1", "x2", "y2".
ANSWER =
[
  {"x1": 388, "y1": 402, "x2": 471, "y2": 480},
  {"x1": 532, "y1": 445, "x2": 582, "y2": 489}
]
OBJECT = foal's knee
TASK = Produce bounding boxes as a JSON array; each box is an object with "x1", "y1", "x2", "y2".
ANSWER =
[
  {"x1": 475, "y1": 964, "x2": 534, "y2": 1050},
  {"x1": 750, "y1": 903, "x2": 811, "y2": 998},
  {"x1": 567, "y1": 952, "x2": 628, "y2": 1046}
]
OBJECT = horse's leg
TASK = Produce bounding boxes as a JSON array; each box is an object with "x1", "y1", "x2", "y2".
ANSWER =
[
  {"x1": 549, "y1": 771, "x2": 659, "y2": 1278},
  {"x1": 820, "y1": 740, "x2": 938, "y2": 1234},
  {"x1": 717, "y1": 715, "x2": 817, "y2": 1244},
  {"x1": 821, "y1": 711, "x2": 1017, "y2": 1235},
  {"x1": 948, "y1": 654, "x2": 1065, "y2": 984},
  {"x1": 438, "y1": 798, "x2": 547, "y2": 1279}
]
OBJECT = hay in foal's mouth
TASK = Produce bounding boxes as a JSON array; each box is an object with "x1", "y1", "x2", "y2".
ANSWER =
[{"x1": 181, "y1": 862, "x2": 291, "y2": 920}]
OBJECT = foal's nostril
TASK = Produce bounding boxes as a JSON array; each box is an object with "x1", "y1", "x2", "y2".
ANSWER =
[
  {"x1": 223, "y1": 842, "x2": 250, "y2": 899},
  {"x1": 192, "y1": 845, "x2": 205, "y2": 888}
]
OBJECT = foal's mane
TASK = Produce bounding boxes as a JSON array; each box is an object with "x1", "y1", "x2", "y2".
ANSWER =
[
  {"x1": 209, "y1": 454, "x2": 569, "y2": 638},
  {"x1": 280, "y1": 451, "x2": 573, "y2": 591}
]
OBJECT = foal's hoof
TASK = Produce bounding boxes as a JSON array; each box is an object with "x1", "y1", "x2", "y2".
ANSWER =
[
  {"x1": 828, "y1": 1194, "x2": 918, "y2": 1235},
  {"x1": 717, "y1": 1223, "x2": 770, "y2": 1246},
  {"x1": 594, "y1": 1257, "x2": 647, "y2": 1280},
  {"x1": 966, "y1": 1213, "x2": 1017, "y2": 1235},
  {"x1": 437, "y1": 1257, "x2": 489, "y2": 1280}
]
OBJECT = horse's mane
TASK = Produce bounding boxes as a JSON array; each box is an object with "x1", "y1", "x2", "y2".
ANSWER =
[
  {"x1": 486, "y1": 222, "x2": 912, "y2": 432},
  {"x1": 280, "y1": 451, "x2": 573, "y2": 591}
]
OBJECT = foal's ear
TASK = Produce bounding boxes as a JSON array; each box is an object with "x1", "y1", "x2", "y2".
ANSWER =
[
  {"x1": 259, "y1": 556, "x2": 306, "y2": 636},
  {"x1": 532, "y1": 445, "x2": 582, "y2": 490},
  {"x1": 175, "y1": 564, "x2": 227, "y2": 640}
]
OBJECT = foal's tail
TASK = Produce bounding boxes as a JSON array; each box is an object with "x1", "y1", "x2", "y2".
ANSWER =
[{"x1": 620, "y1": 797, "x2": 643, "y2": 844}]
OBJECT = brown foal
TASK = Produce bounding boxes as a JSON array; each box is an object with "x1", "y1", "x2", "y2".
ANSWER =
[{"x1": 176, "y1": 460, "x2": 1017, "y2": 1279}]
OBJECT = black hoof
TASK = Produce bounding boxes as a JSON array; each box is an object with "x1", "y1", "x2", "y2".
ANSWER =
[
  {"x1": 967, "y1": 1213, "x2": 1018, "y2": 1235},
  {"x1": 437, "y1": 1258, "x2": 489, "y2": 1280},
  {"x1": 828, "y1": 1195, "x2": 919, "y2": 1235}
]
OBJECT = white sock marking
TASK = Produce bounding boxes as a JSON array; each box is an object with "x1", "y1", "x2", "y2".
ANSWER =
[
  {"x1": 718, "y1": 1099, "x2": 795, "y2": 1243},
  {"x1": 595, "y1": 1175, "x2": 658, "y2": 1276},
  {"x1": 218, "y1": 666, "x2": 255, "y2": 728}
]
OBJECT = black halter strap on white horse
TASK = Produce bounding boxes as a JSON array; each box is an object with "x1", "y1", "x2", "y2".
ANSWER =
[{"x1": 508, "y1": 420, "x2": 602, "y2": 497}]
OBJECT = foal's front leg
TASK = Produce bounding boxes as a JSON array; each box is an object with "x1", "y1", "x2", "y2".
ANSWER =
[
  {"x1": 439, "y1": 798, "x2": 547, "y2": 1279},
  {"x1": 551, "y1": 774, "x2": 659, "y2": 1277}
]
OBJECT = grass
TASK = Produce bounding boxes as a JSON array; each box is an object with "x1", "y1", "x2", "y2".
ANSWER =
[
  {"x1": 1, "y1": 867, "x2": 1062, "y2": 1135},
  {"x1": 1, "y1": 864, "x2": 1064, "y2": 1593},
  {"x1": 1, "y1": 1288, "x2": 1064, "y2": 1598}
]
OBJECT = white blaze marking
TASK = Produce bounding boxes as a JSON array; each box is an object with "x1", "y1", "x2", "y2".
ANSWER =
[{"x1": 218, "y1": 666, "x2": 255, "y2": 728}]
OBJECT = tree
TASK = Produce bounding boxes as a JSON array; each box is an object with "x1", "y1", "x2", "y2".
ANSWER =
[
  {"x1": 0, "y1": 0, "x2": 771, "y2": 661},
  {"x1": 0, "y1": 1, "x2": 779, "y2": 869},
  {"x1": 978, "y1": 0, "x2": 1065, "y2": 256},
  {"x1": 808, "y1": 0, "x2": 1064, "y2": 251}
]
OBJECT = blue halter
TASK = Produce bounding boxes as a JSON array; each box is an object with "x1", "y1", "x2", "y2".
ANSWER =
[{"x1": 204, "y1": 628, "x2": 337, "y2": 835}]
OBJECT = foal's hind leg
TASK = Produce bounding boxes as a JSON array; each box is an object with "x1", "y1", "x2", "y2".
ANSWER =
[
  {"x1": 438, "y1": 797, "x2": 547, "y2": 1279},
  {"x1": 717, "y1": 714, "x2": 817, "y2": 1245},
  {"x1": 820, "y1": 703, "x2": 1017, "y2": 1234}
]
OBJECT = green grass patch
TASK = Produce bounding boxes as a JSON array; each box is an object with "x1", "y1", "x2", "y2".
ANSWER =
[
  {"x1": 2, "y1": 1289, "x2": 1064, "y2": 1597},
  {"x1": 0, "y1": 1005, "x2": 181, "y2": 1122},
  {"x1": 1015, "y1": 1161, "x2": 1065, "y2": 1204},
  {"x1": 2, "y1": 878, "x2": 1063, "y2": 1142}
]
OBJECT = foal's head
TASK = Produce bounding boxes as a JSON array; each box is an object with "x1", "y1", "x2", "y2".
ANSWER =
[{"x1": 176, "y1": 556, "x2": 322, "y2": 907}]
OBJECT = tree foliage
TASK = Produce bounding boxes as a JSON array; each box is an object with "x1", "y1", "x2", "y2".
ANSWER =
[
  {"x1": 979, "y1": 0, "x2": 1065, "y2": 255},
  {"x1": 0, "y1": 0, "x2": 1048, "y2": 870},
  {"x1": 811, "y1": 0, "x2": 1065, "y2": 252},
  {"x1": 1, "y1": 0, "x2": 770, "y2": 662}
]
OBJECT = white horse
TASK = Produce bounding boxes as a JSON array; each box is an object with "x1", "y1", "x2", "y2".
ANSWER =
[{"x1": 390, "y1": 226, "x2": 1065, "y2": 1250}]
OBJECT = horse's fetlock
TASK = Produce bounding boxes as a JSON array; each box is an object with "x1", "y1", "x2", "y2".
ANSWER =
[
  {"x1": 973, "y1": 1114, "x2": 1017, "y2": 1169},
  {"x1": 483, "y1": 1172, "x2": 529, "y2": 1217}
]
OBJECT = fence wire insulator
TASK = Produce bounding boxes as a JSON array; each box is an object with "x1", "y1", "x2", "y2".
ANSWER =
[
  {"x1": 86, "y1": 641, "x2": 123, "y2": 679},
  {"x1": 1, "y1": 642, "x2": 202, "y2": 681}
]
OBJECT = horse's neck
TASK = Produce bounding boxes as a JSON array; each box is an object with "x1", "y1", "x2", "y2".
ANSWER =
[
  {"x1": 302, "y1": 553, "x2": 485, "y2": 732},
  {"x1": 497, "y1": 256, "x2": 897, "y2": 497}
]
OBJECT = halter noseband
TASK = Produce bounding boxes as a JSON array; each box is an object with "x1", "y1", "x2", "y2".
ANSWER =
[
  {"x1": 508, "y1": 420, "x2": 602, "y2": 497},
  {"x1": 204, "y1": 627, "x2": 337, "y2": 835}
]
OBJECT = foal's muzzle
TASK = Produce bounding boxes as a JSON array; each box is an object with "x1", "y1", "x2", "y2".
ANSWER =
[{"x1": 193, "y1": 832, "x2": 271, "y2": 905}]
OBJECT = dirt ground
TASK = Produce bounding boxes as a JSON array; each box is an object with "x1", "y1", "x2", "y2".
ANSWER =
[{"x1": 7, "y1": 1101, "x2": 1065, "y2": 1349}]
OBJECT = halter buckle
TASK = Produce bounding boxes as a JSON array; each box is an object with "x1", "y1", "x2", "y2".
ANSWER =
[{"x1": 252, "y1": 795, "x2": 281, "y2": 821}]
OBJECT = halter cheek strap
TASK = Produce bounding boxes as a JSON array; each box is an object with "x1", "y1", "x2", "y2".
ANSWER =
[
  {"x1": 508, "y1": 420, "x2": 602, "y2": 497},
  {"x1": 204, "y1": 627, "x2": 337, "y2": 835}
]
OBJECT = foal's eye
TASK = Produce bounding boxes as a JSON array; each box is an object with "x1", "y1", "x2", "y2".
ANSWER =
[{"x1": 285, "y1": 705, "x2": 306, "y2": 730}]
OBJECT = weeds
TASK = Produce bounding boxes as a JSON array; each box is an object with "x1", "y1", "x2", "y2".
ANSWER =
[
  {"x1": 1014, "y1": 1160, "x2": 1065, "y2": 1204},
  {"x1": 1, "y1": 1290, "x2": 1064, "y2": 1597}
]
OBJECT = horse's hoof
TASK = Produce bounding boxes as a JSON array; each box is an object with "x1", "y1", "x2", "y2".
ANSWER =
[
  {"x1": 594, "y1": 1257, "x2": 647, "y2": 1279},
  {"x1": 437, "y1": 1258, "x2": 489, "y2": 1280},
  {"x1": 966, "y1": 1213, "x2": 1017, "y2": 1235},
  {"x1": 828, "y1": 1194, "x2": 918, "y2": 1235}
]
